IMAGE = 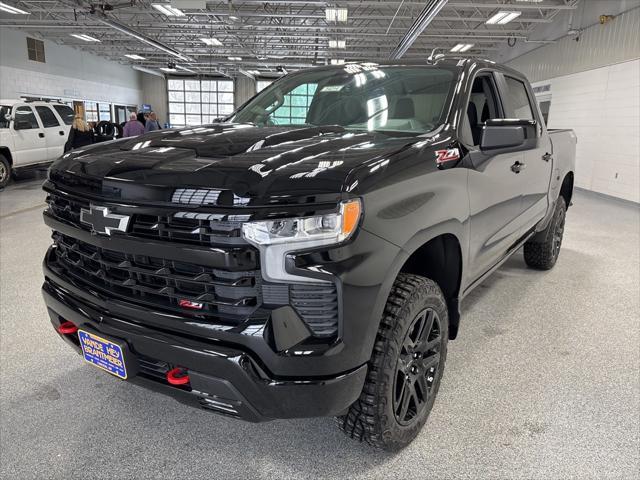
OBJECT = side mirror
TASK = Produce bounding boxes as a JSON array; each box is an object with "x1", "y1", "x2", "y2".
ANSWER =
[
  {"x1": 14, "y1": 120, "x2": 33, "y2": 130},
  {"x1": 480, "y1": 119, "x2": 538, "y2": 152}
]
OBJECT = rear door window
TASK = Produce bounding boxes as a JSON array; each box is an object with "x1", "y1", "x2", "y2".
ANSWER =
[
  {"x1": 52, "y1": 104, "x2": 75, "y2": 125},
  {"x1": 35, "y1": 106, "x2": 61, "y2": 128},
  {"x1": 503, "y1": 77, "x2": 535, "y2": 120},
  {"x1": 15, "y1": 106, "x2": 40, "y2": 129}
]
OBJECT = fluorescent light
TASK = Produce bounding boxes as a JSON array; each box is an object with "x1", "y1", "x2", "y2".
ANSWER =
[
  {"x1": 96, "y1": 15, "x2": 192, "y2": 62},
  {"x1": 0, "y1": 2, "x2": 29, "y2": 14},
  {"x1": 247, "y1": 70, "x2": 260, "y2": 76},
  {"x1": 486, "y1": 10, "x2": 522, "y2": 25},
  {"x1": 227, "y1": 56, "x2": 242, "y2": 61},
  {"x1": 326, "y1": 7, "x2": 348, "y2": 23},
  {"x1": 151, "y1": 4, "x2": 184, "y2": 16},
  {"x1": 451, "y1": 43, "x2": 474, "y2": 52},
  {"x1": 200, "y1": 38, "x2": 222, "y2": 46},
  {"x1": 176, "y1": 65, "x2": 196, "y2": 73},
  {"x1": 328, "y1": 39, "x2": 346, "y2": 49},
  {"x1": 124, "y1": 54, "x2": 146, "y2": 60},
  {"x1": 330, "y1": 59, "x2": 345, "y2": 65},
  {"x1": 132, "y1": 65, "x2": 164, "y2": 77},
  {"x1": 70, "y1": 33, "x2": 100, "y2": 42},
  {"x1": 160, "y1": 67, "x2": 177, "y2": 72}
]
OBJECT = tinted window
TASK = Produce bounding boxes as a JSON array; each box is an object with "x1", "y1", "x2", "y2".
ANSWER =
[
  {"x1": 53, "y1": 105, "x2": 75, "y2": 125},
  {"x1": 504, "y1": 77, "x2": 534, "y2": 120},
  {"x1": 0, "y1": 106, "x2": 11, "y2": 128},
  {"x1": 15, "y1": 106, "x2": 40, "y2": 129},
  {"x1": 35, "y1": 106, "x2": 60, "y2": 127}
]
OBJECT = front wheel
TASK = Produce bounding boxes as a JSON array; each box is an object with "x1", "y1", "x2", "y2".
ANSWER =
[
  {"x1": 0, "y1": 154, "x2": 10, "y2": 188},
  {"x1": 523, "y1": 197, "x2": 567, "y2": 270},
  {"x1": 337, "y1": 273, "x2": 448, "y2": 451}
]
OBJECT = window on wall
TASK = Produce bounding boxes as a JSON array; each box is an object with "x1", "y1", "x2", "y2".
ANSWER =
[
  {"x1": 26, "y1": 37, "x2": 45, "y2": 63},
  {"x1": 270, "y1": 83, "x2": 318, "y2": 125},
  {"x1": 85, "y1": 101, "x2": 98, "y2": 122},
  {"x1": 168, "y1": 78, "x2": 235, "y2": 127}
]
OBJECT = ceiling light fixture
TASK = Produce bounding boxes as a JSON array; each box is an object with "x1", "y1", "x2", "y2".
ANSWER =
[
  {"x1": 160, "y1": 66, "x2": 177, "y2": 72},
  {"x1": 450, "y1": 43, "x2": 474, "y2": 52},
  {"x1": 151, "y1": 4, "x2": 185, "y2": 16},
  {"x1": 70, "y1": 33, "x2": 100, "y2": 42},
  {"x1": 330, "y1": 59, "x2": 345, "y2": 65},
  {"x1": 176, "y1": 65, "x2": 196, "y2": 73},
  {"x1": 124, "y1": 54, "x2": 146, "y2": 60},
  {"x1": 227, "y1": 56, "x2": 242, "y2": 61},
  {"x1": 325, "y1": 6, "x2": 348, "y2": 23},
  {"x1": 0, "y1": 1, "x2": 29, "y2": 14},
  {"x1": 486, "y1": 11, "x2": 522, "y2": 25},
  {"x1": 96, "y1": 15, "x2": 192, "y2": 62},
  {"x1": 200, "y1": 37, "x2": 223, "y2": 46},
  {"x1": 132, "y1": 65, "x2": 164, "y2": 77},
  {"x1": 328, "y1": 39, "x2": 346, "y2": 49}
]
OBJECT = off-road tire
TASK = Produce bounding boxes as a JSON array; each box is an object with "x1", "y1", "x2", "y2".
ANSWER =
[
  {"x1": 0, "y1": 154, "x2": 10, "y2": 188},
  {"x1": 337, "y1": 273, "x2": 448, "y2": 451},
  {"x1": 523, "y1": 197, "x2": 567, "y2": 270}
]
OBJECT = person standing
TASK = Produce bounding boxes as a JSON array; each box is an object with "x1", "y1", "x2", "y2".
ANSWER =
[
  {"x1": 123, "y1": 112, "x2": 145, "y2": 137},
  {"x1": 144, "y1": 111, "x2": 161, "y2": 132},
  {"x1": 64, "y1": 115, "x2": 95, "y2": 152}
]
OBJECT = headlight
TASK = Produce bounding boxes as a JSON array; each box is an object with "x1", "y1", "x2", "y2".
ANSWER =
[{"x1": 242, "y1": 199, "x2": 361, "y2": 283}]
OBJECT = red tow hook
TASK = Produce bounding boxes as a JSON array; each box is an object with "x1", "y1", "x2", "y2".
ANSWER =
[
  {"x1": 57, "y1": 321, "x2": 78, "y2": 335},
  {"x1": 166, "y1": 367, "x2": 190, "y2": 386}
]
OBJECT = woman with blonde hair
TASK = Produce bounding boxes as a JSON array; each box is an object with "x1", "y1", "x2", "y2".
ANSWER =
[{"x1": 64, "y1": 114, "x2": 95, "y2": 152}]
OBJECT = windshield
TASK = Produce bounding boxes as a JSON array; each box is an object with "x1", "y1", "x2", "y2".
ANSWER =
[
  {"x1": 0, "y1": 106, "x2": 11, "y2": 129},
  {"x1": 231, "y1": 65, "x2": 455, "y2": 135}
]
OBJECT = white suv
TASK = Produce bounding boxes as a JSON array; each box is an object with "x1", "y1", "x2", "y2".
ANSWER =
[{"x1": 0, "y1": 99, "x2": 75, "y2": 187}]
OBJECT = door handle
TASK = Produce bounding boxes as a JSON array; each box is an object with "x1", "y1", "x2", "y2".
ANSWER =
[
  {"x1": 38, "y1": 132, "x2": 45, "y2": 138},
  {"x1": 511, "y1": 161, "x2": 526, "y2": 174},
  {"x1": 59, "y1": 131, "x2": 65, "y2": 136},
  {"x1": 542, "y1": 152, "x2": 552, "y2": 162}
]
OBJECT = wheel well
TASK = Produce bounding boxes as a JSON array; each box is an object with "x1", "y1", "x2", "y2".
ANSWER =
[
  {"x1": 560, "y1": 172, "x2": 574, "y2": 207},
  {"x1": 400, "y1": 234, "x2": 462, "y2": 339},
  {"x1": 0, "y1": 147, "x2": 13, "y2": 166}
]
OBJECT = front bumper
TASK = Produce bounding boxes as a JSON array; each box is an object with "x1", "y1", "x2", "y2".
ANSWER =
[{"x1": 43, "y1": 279, "x2": 367, "y2": 421}]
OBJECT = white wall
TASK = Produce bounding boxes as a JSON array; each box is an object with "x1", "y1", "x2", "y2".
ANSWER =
[
  {"x1": 533, "y1": 59, "x2": 640, "y2": 203},
  {"x1": 507, "y1": 7, "x2": 640, "y2": 84},
  {"x1": 0, "y1": 28, "x2": 142, "y2": 106}
]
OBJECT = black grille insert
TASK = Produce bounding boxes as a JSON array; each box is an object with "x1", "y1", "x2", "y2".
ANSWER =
[
  {"x1": 290, "y1": 284, "x2": 339, "y2": 337},
  {"x1": 50, "y1": 233, "x2": 260, "y2": 321}
]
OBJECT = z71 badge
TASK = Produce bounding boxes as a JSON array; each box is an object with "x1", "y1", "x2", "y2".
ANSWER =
[{"x1": 435, "y1": 148, "x2": 460, "y2": 168}]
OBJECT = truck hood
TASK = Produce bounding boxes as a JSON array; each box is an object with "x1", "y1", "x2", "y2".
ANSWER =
[{"x1": 49, "y1": 123, "x2": 433, "y2": 205}]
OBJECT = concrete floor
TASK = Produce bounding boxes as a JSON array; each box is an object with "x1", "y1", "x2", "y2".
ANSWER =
[{"x1": 1, "y1": 172, "x2": 638, "y2": 479}]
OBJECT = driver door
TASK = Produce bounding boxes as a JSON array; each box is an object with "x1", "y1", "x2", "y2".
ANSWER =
[{"x1": 11, "y1": 105, "x2": 48, "y2": 166}]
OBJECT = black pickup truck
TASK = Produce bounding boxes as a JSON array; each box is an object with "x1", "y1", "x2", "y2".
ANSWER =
[{"x1": 42, "y1": 57, "x2": 576, "y2": 450}]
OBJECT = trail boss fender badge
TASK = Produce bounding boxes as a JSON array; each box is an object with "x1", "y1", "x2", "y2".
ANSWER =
[{"x1": 434, "y1": 148, "x2": 460, "y2": 168}]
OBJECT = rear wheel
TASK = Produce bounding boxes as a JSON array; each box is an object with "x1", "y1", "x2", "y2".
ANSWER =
[
  {"x1": 337, "y1": 273, "x2": 448, "y2": 451},
  {"x1": 523, "y1": 197, "x2": 566, "y2": 270},
  {"x1": 0, "y1": 154, "x2": 10, "y2": 188}
]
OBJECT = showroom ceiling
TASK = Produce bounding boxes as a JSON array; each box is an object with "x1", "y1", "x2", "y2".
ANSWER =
[{"x1": 0, "y1": 0, "x2": 579, "y2": 76}]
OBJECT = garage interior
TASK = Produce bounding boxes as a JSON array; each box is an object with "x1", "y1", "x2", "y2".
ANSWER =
[{"x1": 1, "y1": 0, "x2": 639, "y2": 478}]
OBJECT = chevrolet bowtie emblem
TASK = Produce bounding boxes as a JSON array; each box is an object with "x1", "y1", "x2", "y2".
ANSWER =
[{"x1": 80, "y1": 205, "x2": 130, "y2": 236}]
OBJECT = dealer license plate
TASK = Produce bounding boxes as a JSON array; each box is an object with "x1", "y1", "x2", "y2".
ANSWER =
[{"x1": 78, "y1": 330, "x2": 128, "y2": 379}]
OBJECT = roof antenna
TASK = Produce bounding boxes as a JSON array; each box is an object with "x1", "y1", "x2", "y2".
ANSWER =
[{"x1": 427, "y1": 47, "x2": 445, "y2": 63}]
